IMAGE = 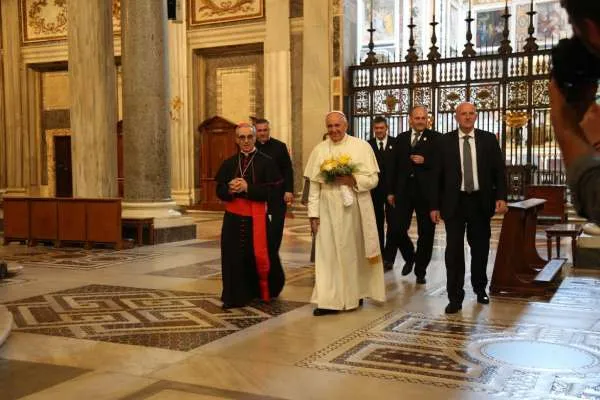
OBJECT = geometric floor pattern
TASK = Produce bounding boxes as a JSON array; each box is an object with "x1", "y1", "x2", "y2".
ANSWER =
[
  {"x1": 4, "y1": 284, "x2": 306, "y2": 351},
  {"x1": 151, "y1": 258, "x2": 316, "y2": 287},
  {"x1": 428, "y1": 276, "x2": 600, "y2": 312},
  {"x1": 297, "y1": 311, "x2": 600, "y2": 399},
  {"x1": 0, "y1": 247, "x2": 164, "y2": 270}
]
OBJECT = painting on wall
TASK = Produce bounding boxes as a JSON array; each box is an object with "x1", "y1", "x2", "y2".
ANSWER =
[
  {"x1": 189, "y1": 0, "x2": 264, "y2": 27},
  {"x1": 536, "y1": 0, "x2": 571, "y2": 46},
  {"x1": 362, "y1": 0, "x2": 396, "y2": 45},
  {"x1": 475, "y1": 8, "x2": 504, "y2": 49},
  {"x1": 20, "y1": 0, "x2": 121, "y2": 44}
]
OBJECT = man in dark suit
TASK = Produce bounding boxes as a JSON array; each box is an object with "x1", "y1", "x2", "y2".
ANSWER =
[
  {"x1": 386, "y1": 106, "x2": 440, "y2": 284},
  {"x1": 254, "y1": 118, "x2": 294, "y2": 253},
  {"x1": 368, "y1": 116, "x2": 397, "y2": 271},
  {"x1": 430, "y1": 102, "x2": 507, "y2": 314}
]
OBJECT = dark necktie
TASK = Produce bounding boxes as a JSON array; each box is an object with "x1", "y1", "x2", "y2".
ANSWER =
[
  {"x1": 463, "y1": 136, "x2": 474, "y2": 193},
  {"x1": 378, "y1": 141, "x2": 384, "y2": 152},
  {"x1": 411, "y1": 132, "x2": 420, "y2": 147}
]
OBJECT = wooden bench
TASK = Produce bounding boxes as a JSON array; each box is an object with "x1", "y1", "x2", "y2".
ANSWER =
[
  {"x1": 534, "y1": 258, "x2": 567, "y2": 283},
  {"x1": 122, "y1": 218, "x2": 154, "y2": 246},
  {"x1": 545, "y1": 223, "x2": 582, "y2": 265},
  {"x1": 3, "y1": 197, "x2": 122, "y2": 249}
]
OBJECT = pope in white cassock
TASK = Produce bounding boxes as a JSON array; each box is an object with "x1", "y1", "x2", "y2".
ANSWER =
[{"x1": 304, "y1": 111, "x2": 386, "y2": 316}]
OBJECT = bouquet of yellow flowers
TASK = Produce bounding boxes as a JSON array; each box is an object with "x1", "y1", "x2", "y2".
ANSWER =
[{"x1": 319, "y1": 154, "x2": 358, "y2": 206}]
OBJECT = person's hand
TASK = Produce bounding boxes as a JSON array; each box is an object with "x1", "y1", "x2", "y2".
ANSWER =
[
  {"x1": 335, "y1": 175, "x2": 356, "y2": 187},
  {"x1": 410, "y1": 155, "x2": 425, "y2": 164},
  {"x1": 284, "y1": 192, "x2": 294, "y2": 205},
  {"x1": 387, "y1": 194, "x2": 395, "y2": 206},
  {"x1": 310, "y1": 218, "x2": 320, "y2": 234},
  {"x1": 495, "y1": 200, "x2": 508, "y2": 214},
  {"x1": 580, "y1": 104, "x2": 600, "y2": 151},
  {"x1": 228, "y1": 178, "x2": 247, "y2": 193},
  {"x1": 430, "y1": 210, "x2": 441, "y2": 224}
]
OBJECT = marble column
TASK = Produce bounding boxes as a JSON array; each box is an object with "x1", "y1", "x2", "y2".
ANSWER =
[
  {"x1": 302, "y1": 0, "x2": 331, "y2": 169},
  {"x1": 168, "y1": 6, "x2": 193, "y2": 206},
  {"x1": 121, "y1": 0, "x2": 178, "y2": 218},
  {"x1": 68, "y1": 0, "x2": 118, "y2": 198},
  {"x1": 1, "y1": 0, "x2": 26, "y2": 195},
  {"x1": 264, "y1": 0, "x2": 292, "y2": 147}
]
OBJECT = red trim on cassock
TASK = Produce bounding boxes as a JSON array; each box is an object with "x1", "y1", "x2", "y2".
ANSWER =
[{"x1": 225, "y1": 198, "x2": 271, "y2": 301}]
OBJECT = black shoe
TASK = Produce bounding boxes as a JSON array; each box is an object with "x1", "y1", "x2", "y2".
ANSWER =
[
  {"x1": 222, "y1": 303, "x2": 235, "y2": 310},
  {"x1": 401, "y1": 261, "x2": 414, "y2": 276},
  {"x1": 358, "y1": 298, "x2": 364, "y2": 307},
  {"x1": 445, "y1": 303, "x2": 462, "y2": 314},
  {"x1": 383, "y1": 262, "x2": 394, "y2": 271},
  {"x1": 313, "y1": 308, "x2": 339, "y2": 316},
  {"x1": 476, "y1": 291, "x2": 490, "y2": 304},
  {"x1": 416, "y1": 276, "x2": 426, "y2": 284}
]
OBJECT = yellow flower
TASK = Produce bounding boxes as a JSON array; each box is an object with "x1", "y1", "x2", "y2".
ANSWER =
[{"x1": 338, "y1": 154, "x2": 351, "y2": 165}]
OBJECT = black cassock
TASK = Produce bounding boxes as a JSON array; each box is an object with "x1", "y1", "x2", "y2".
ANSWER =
[{"x1": 215, "y1": 150, "x2": 285, "y2": 308}]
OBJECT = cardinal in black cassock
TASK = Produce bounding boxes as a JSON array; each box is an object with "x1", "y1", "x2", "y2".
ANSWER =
[{"x1": 215, "y1": 124, "x2": 285, "y2": 309}]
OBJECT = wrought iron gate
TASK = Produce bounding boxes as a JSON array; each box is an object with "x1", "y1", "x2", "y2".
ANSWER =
[{"x1": 348, "y1": 2, "x2": 566, "y2": 200}]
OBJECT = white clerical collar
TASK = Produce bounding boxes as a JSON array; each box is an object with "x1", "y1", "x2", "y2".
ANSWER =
[
  {"x1": 459, "y1": 129, "x2": 474, "y2": 138},
  {"x1": 241, "y1": 147, "x2": 257, "y2": 156}
]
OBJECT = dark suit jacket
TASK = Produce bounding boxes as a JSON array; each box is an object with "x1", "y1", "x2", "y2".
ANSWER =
[
  {"x1": 387, "y1": 129, "x2": 440, "y2": 203},
  {"x1": 430, "y1": 129, "x2": 507, "y2": 219},
  {"x1": 255, "y1": 137, "x2": 294, "y2": 205},
  {"x1": 368, "y1": 135, "x2": 397, "y2": 199}
]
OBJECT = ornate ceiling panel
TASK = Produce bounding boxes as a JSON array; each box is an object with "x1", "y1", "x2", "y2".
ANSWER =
[
  {"x1": 188, "y1": 0, "x2": 264, "y2": 27},
  {"x1": 20, "y1": 0, "x2": 121, "y2": 44}
]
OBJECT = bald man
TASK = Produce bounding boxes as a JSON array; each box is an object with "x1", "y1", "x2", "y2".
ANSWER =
[{"x1": 430, "y1": 102, "x2": 507, "y2": 314}]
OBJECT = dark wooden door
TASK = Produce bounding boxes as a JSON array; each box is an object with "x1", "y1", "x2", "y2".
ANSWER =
[
  {"x1": 54, "y1": 135, "x2": 73, "y2": 197},
  {"x1": 198, "y1": 116, "x2": 237, "y2": 210}
]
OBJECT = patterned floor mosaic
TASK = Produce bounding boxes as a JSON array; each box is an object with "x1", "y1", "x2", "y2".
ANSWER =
[
  {"x1": 427, "y1": 276, "x2": 600, "y2": 312},
  {"x1": 150, "y1": 258, "x2": 316, "y2": 287},
  {"x1": 0, "y1": 247, "x2": 164, "y2": 270},
  {"x1": 297, "y1": 311, "x2": 600, "y2": 399},
  {"x1": 4, "y1": 284, "x2": 306, "y2": 351}
]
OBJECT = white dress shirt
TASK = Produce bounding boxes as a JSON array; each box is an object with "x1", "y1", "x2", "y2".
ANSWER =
[
  {"x1": 376, "y1": 136, "x2": 388, "y2": 151},
  {"x1": 458, "y1": 129, "x2": 480, "y2": 191}
]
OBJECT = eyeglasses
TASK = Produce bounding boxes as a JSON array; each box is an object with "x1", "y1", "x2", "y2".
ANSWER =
[{"x1": 237, "y1": 135, "x2": 255, "y2": 141}]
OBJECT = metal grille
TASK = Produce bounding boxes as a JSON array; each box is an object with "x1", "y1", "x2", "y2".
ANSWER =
[{"x1": 349, "y1": 1, "x2": 568, "y2": 200}]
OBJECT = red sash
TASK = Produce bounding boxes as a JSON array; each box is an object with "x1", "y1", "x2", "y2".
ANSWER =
[{"x1": 225, "y1": 198, "x2": 271, "y2": 302}]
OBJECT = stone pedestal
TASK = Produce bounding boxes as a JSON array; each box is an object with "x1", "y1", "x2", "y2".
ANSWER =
[
  {"x1": 68, "y1": 0, "x2": 118, "y2": 197},
  {"x1": 121, "y1": 0, "x2": 195, "y2": 242},
  {"x1": 0, "y1": 305, "x2": 13, "y2": 347}
]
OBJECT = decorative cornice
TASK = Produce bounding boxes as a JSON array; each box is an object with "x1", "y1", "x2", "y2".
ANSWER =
[{"x1": 187, "y1": 20, "x2": 265, "y2": 49}]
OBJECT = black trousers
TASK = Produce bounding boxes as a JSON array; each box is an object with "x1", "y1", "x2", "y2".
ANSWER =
[
  {"x1": 372, "y1": 191, "x2": 394, "y2": 254},
  {"x1": 444, "y1": 191, "x2": 491, "y2": 305},
  {"x1": 384, "y1": 179, "x2": 435, "y2": 277},
  {"x1": 269, "y1": 203, "x2": 287, "y2": 253}
]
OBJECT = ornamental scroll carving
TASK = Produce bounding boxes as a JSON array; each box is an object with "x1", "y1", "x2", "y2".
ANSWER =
[
  {"x1": 189, "y1": 0, "x2": 263, "y2": 27},
  {"x1": 21, "y1": 0, "x2": 121, "y2": 44}
]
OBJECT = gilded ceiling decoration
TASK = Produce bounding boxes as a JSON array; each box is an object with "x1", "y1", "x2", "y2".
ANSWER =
[
  {"x1": 189, "y1": 0, "x2": 264, "y2": 27},
  {"x1": 20, "y1": 0, "x2": 121, "y2": 44}
]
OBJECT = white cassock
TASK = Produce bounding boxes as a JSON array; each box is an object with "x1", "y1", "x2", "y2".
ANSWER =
[{"x1": 304, "y1": 134, "x2": 386, "y2": 310}]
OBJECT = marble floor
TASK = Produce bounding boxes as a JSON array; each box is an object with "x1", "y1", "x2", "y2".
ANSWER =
[{"x1": 1, "y1": 212, "x2": 599, "y2": 399}]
